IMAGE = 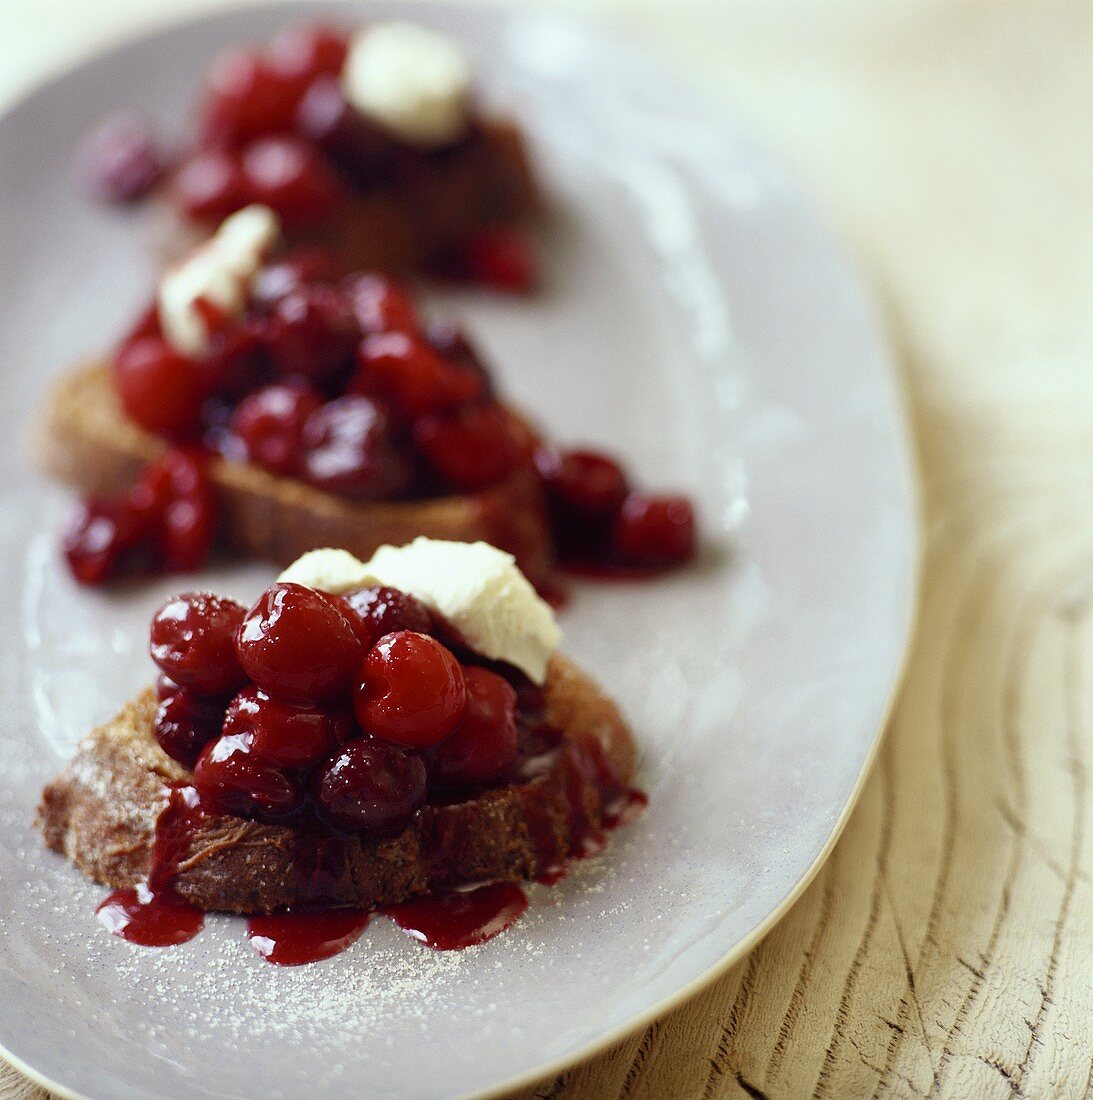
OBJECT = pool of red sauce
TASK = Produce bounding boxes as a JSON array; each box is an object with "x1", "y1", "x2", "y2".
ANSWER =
[{"x1": 96, "y1": 713, "x2": 645, "y2": 964}]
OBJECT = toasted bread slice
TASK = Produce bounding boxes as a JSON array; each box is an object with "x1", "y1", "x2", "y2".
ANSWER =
[
  {"x1": 39, "y1": 363, "x2": 554, "y2": 585},
  {"x1": 38, "y1": 655, "x2": 637, "y2": 914}
]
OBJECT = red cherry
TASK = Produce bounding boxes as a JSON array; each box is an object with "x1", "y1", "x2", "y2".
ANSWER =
[
  {"x1": 311, "y1": 737, "x2": 427, "y2": 834},
  {"x1": 353, "y1": 331, "x2": 482, "y2": 418},
  {"x1": 78, "y1": 112, "x2": 163, "y2": 204},
  {"x1": 355, "y1": 631, "x2": 466, "y2": 748},
  {"x1": 154, "y1": 688, "x2": 226, "y2": 768},
  {"x1": 150, "y1": 592, "x2": 247, "y2": 695},
  {"x1": 113, "y1": 336, "x2": 206, "y2": 438},
  {"x1": 251, "y1": 247, "x2": 345, "y2": 309},
  {"x1": 241, "y1": 136, "x2": 346, "y2": 228},
  {"x1": 535, "y1": 447, "x2": 629, "y2": 517},
  {"x1": 267, "y1": 285, "x2": 358, "y2": 385},
  {"x1": 430, "y1": 666, "x2": 519, "y2": 787},
  {"x1": 300, "y1": 396, "x2": 412, "y2": 499},
  {"x1": 295, "y1": 78, "x2": 394, "y2": 180},
  {"x1": 267, "y1": 24, "x2": 350, "y2": 83},
  {"x1": 155, "y1": 450, "x2": 217, "y2": 573},
  {"x1": 613, "y1": 493, "x2": 697, "y2": 567},
  {"x1": 229, "y1": 382, "x2": 322, "y2": 476},
  {"x1": 236, "y1": 582, "x2": 363, "y2": 703},
  {"x1": 171, "y1": 149, "x2": 247, "y2": 224},
  {"x1": 62, "y1": 498, "x2": 144, "y2": 586},
  {"x1": 223, "y1": 685, "x2": 350, "y2": 769},
  {"x1": 198, "y1": 50, "x2": 304, "y2": 145},
  {"x1": 413, "y1": 403, "x2": 528, "y2": 490},
  {"x1": 344, "y1": 274, "x2": 419, "y2": 335},
  {"x1": 194, "y1": 733, "x2": 304, "y2": 820},
  {"x1": 459, "y1": 227, "x2": 537, "y2": 293},
  {"x1": 340, "y1": 586, "x2": 432, "y2": 648}
]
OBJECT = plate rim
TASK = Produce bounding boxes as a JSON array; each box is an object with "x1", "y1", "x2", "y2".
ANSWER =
[{"x1": 0, "y1": 2, "x2": 922, "y2": 1097}]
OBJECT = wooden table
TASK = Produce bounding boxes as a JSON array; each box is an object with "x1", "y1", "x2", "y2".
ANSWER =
[{"x1": 4, "y1": 1, "x2": 1091, "y2": 1096}]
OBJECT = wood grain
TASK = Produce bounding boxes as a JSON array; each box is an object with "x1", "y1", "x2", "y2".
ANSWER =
[{"x1": 4, "y1": 0, "x2": 1092, "y2": 1097}]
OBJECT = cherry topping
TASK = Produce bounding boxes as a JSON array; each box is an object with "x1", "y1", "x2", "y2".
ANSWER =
[
  {"x1": 149, "y1": 592, "x2": 247, "y2": 695},
  {"x1": 113, "y1": 336, "x2": 206, "y2": 438},
  {"x1": 229, "y1": 382, "x2": 322, "y2": 476},
  {"x1": 430, "y1": 666, "x2": 518, "y2": 787},
  {"x1": 251, "y1": 247, "x2": 344, "y2": 309},
  {"x1": 340, "y1": 586, "x2": 432, "y2": 648},
  {"x1": 78, "y1": 112, "x2": 164, "y2": 204},
  {"x1": 62, "y1": 498, "x2": 143, "y2": 585},
  {"x1": 413, "y1": 403, "x2": 528, "y2": 490},
  {"x1": 267, "y1": 285, "x2": 358, "y2": 386},
  {"x1": 295, "y1": 78, "x2": 394, "y2": 181},
  {"x1": 535, "y1": 447, "x2": 629, "y2": 517},
  {"x1": 153, "y1": 688, "x2": 226, "y2": 768},
  {"x1": 300, "y1": 396, "x2": 411, "y2": 499},
  {"x1": 460, "y1": 227, "x2": 537, "y2": 293},
  {"x1": 344, "y1": 274, "x2": 419, "y2": 336},
  {"x1": 236, "y1": 582, "x2": 363, "y2": 703},
  {"x1": 241, "y1": 136, "x2": 346, "y2": 228},
  {"x1": 355, "y1": 631, "x2": 466, "y2": 748},
  {"x1": 310, "y1": 737, "x2": 427, "y2": 833},
  {"x1": 170, "y1": 149, "x2": 247, "y2": 224},
  {"x1": 613, "y1": 493, "x2": 697, "y2": 566},
  {"x1": 194, "y1": 733, "x2": 305, "y2": 820},
  {"x1": 267, "y1": 24, "x2": 350, "y2": 85},
  {"x1": 247, "y1": 908, "x2": 370, "y2": 966},
  {"x1": 154, "y1": 450, "x2": 218, "y2": 573},
  {"x1": 354, "y1": 331, "x2": 483, "y2": 418},
  {"x1": 198, "y1": 50, "x2": 305, "y2": 145},
  {"x1": 223, "y1": 686, "x2": 350, "y2": 769}
]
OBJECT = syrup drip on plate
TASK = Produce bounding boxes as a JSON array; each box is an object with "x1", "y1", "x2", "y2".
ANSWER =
[
  {"x1": 247, "y1": 909, "x2": 372, "y2": 966},
  {"x1": 382, "y1": 883, "x2": 529, "y2": 950},
  {"x1": 96, "y1": 785, "x2": 208, "y2": 946}
]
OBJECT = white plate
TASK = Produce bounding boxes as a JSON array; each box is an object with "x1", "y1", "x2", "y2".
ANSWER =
[{"x1": 0, "y1": 4, "x2": 917, "y2": 1098}]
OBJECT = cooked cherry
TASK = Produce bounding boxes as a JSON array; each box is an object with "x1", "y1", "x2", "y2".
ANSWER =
[
  {"x1": 311, "y1": 737, "x2": 427, "y2": 833},
  {"x1": 62, "y1": 498, "x2": 143, "y2": 586},
  {"x1": 155, "y1": 450, "x2": 217, "y2": 573},
  {"x1": 355, "y1": 631, "x2": 466, "y2": 748},
  {"x1": 344, "y1": 274, "x2": 419, "y2": 335},
  {"x1": 229, "y1": 382, "x2": 321, "y2": 476},
  {"x1": 154, "y1": 688, "x2": 226, "y2": 768},
  {"x1": 430, "y1": 666, "x2": 518, "y2": 788},
  {"x1": 459, "y1": 226, "x2": 537, "y2": 293},
  {"x1": 295, "y1": 77, "x2": 394, "y2": 180},
  {"x1": 194, "y1": 733, "x2": 304, "y2": 820},
  {"x1": 150, "y1": 591, "x2": 247, "y2": 695},
  {"x1": 78, "y1": 112, "x2": 163, "y2": 204},
  {"x1": 267, "y1": 24, "x2": 349, "y2": 83},
  {"x1": 413, "y1": 403, "x2": 528, "y2": 490},
  {"x1": 613, "y1": 493, "x2": 696, "y2": 566},
  {"x1": 242, "y1": 136, "x2": 346, "y2": 228},
  {"x1": 267, "y1": 285, "x2": 358, "y2": 385},
  {"x1": 236, "y1": 582, "x2": 363, "y2": 703},
  {"x1": 251, "y1": 247, "x2": 344, "y2": 309},
  {"x1": 354, "y1": 331, "x2": 482, "y2": 418},
  {"x1": 535, "y1": 447, "x2": 629, "y2": 517},
  {"x1": 223, "y1": 685, "x2": 350, "y2": 769},
  {"x1": 171, "y1": 149, "x2": 247, "y2": 224},
  {"x1": 155, "y1": 672, "x2": 181, "y2": 701},
  {"x1": 198, "y1": 50, "x2": 305, "y2": 145},
  {"x1": 114, "y1": 336, "x2": 206, "y2": 438},
  {"x1": 340, "y1": 586, "x2": 432, "y2": 648},
  {"x1": 201, "y1": 317, "x2": 271, "y2": 400},
  {"x1": 300, "y1": 396, "x2": 411, "y2": 499}
]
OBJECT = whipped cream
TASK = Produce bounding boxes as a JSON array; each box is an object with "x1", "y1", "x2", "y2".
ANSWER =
[
  {"x1": 279, "y1": 539, "x2": 561, "y2": 684},
  {"x1": 157, "y1": 204, "x2": 281, "y2": 357},
  {"x1": 341, "y1": 22, "x2": 472, "y2": 147}
]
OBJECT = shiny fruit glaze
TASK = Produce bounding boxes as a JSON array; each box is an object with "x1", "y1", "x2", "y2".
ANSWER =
[
  {"x1": 153, "y1": 689, "x2": 227, "y2": 768},
  {"x1": 150, "y1": 592, "x2": 247, "y2": 695},
  {"x1": 339, "y1": 585, "x2": 433, "y2": 648},
  {"x1": 236, "y1": 583, "x2": 363, "y2": 703},
  {"x1": 223, "y1": 686, "x2": 350, "y2": 769},
  {"x1": 382, "y1": 883, "x2": 529, "y2": 950},
  {"x1": 354, "y1": 632, "x2": 467, "y2": 748},
  {"x1": 429, "y1": 667, "x2": 518, "y2": 787},
  {"x1": 247, "y1": 907, "x2": 371, "y2": 965}
]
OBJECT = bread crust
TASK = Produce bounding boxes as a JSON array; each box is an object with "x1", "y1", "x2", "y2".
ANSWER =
[
  {"x1": 38, "y1": 655, "x2": 637, "y2": 914},
  {"x1": 39, "y1": 363, "x2": 554, "y2": 585}
]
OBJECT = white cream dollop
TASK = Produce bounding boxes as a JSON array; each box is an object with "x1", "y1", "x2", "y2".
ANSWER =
[
  {"x1": 279, "y1": 539, "x2": 561, "y2": 684},
  {"x1": 157, "y1": 204, "x2": 281, "y2": 357},
  {"x1": 341, "y1": 22, "x2": 472, "y2": 147}
]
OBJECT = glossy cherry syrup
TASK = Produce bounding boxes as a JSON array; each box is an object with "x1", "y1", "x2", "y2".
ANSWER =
[
  {"x1": 96, "y1": 786, "x2": 208, "y2": 947},
  {"x1": 247, "y1": 908, "x2": 371, "y2": 965},
  {"x1": 382, "y1": 883, "x2": 529, "y2": 950}
]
